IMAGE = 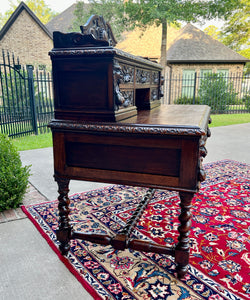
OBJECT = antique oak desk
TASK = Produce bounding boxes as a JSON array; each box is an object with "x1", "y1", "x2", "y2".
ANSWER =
[{"x1": 49, "y1": 16, "x2": 211, "y2": 279}]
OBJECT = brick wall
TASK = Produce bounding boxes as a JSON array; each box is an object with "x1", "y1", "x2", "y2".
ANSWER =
[
  {"x1": 163, "y1": 63, "x2": 245, "y2": 104},
  {"x1": 168, "y1": 63, "x2": 244, "y2": 77},
  {"x1": 0, "y1": 10, "x2": 53, "y2": 68}
]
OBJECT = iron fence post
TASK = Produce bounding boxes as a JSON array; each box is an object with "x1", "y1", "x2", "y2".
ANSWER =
[
  {"x1": 26, "y1": 65, "x2": 38, "y2": 135},
  {"x1": 193, "y1": 72, "x2": 197, "y2": 104}
]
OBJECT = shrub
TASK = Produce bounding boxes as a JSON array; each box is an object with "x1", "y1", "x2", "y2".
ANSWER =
[
  {"x1": 198, "y1": 73, "x2": 238, "y2": 113},
  {"x1": 0, "y1": 134, "x2": 30, "y2": 211},
  {"x1": 174, "y1": 96, "x2": 200, "y2": 105},
  {"x1": 242, "y1": 94, "x2": 250, "y2": 111}
]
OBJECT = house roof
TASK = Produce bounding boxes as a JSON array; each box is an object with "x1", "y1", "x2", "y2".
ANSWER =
[
  {"x1": 116, "y1": 25, "x2": 179, "y2": 60},
  {"x1": 0, "y1": 1, "x2": 52, "y2": 41},
  {"x1": 116, "y1": 22, "x2": 248, "y2": 64},
  {"x1": 167, "y1": 23, "x2": 249, "y2": 63},
  {"x1": 46, "y1": 4, "x2": 77, "y2": 34}
]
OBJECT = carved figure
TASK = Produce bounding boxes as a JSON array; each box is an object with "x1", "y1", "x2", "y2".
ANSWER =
[{"x1": 113, "y1": 60, "x2": 125, "y2": 109}]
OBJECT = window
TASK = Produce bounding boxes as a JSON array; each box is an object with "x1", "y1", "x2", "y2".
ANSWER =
[
  {"x1": 200, "y1": 69, "x2": 212, "y2": 78},
  {"x1": 217, "y1": 69, "x2": 229, "y2": 82},
  {"x1": 217, "y1": 69, "x2": 229, "y2": 77},
  {"x1": 182, "y1": 70, "x2": 195, "y2": 98}
]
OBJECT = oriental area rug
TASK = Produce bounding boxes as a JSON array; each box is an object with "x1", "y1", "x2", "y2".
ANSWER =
[{"x1": 22, "y1": 160, "x2": 250, "y2": 300}]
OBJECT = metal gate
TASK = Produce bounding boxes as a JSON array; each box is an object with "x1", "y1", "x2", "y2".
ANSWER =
[{"x1": 0, "y1": 50, "x2": 54, "y2": 138}]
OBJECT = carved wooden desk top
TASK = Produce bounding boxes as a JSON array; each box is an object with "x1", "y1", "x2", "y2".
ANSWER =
[{"x1": 50, "y1": 104, "x2": 210, "y2": 137}]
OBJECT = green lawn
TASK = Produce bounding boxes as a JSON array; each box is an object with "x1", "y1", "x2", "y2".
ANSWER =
[
  {"x1": 10, "y1": 113, "x2": 250, "y2": 151},
  {"x1": 12, "y1": 132, "x2": 52, "y2": 151},
  {"x1": 210, "y1": 113, "x2": 250, "y2": 127}
]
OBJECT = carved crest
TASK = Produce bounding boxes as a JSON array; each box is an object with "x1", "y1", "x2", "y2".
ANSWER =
[
  {"x1": 53, "y1": 15, "x2": 117, "y2": 48},
  {"x1": 80, "y1": 15, "x2": 117, "y2": 47}
]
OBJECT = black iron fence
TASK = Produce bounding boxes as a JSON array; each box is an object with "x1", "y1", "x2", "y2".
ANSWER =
[
  {"x1": 1, "y1": 50, "x2": 250, "y2": 138},
  {"x1": 0, "y1": 50, "x2": 54, "y2": 138},
  {"x1": 165, "y1": 71, "x2": 250, "y2": 114}
]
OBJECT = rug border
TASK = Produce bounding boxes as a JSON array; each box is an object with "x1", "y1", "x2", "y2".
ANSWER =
[{"x1": 21, "y1": 205, "x2": 104, "y2": 300}]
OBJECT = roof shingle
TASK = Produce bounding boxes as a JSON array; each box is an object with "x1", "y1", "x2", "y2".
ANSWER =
[{"x1": 167, "y1": 23, "x2": 248, "y2": 63}]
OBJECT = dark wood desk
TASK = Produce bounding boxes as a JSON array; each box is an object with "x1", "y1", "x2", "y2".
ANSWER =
[
  {"x1": 50, "y1": 104, "x2": 211, "y2": 279},
  {"x1": 49, "y1": 15, "x2": 211, "y2": 278}
]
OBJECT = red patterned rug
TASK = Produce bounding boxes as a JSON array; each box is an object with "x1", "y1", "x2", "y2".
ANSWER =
[{"x1": 22, "y1": 160, "x2": 250, "y2": 300}]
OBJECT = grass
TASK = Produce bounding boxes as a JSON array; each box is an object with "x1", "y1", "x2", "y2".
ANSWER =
[
  {"x1": 210, "y1": 113, "x2": 250, "y2": 127},
  {"x1": 12, "y1": 132, "x2": 52, "y2": 151},
  {"x1": 9, "y1": 113, "x2": 250, "y2": 151}
]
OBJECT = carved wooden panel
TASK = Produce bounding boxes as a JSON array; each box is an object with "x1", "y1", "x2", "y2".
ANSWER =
[
  {"x1": 152, "y1": 71, "x2": 160, "y2": 84},
  {"x1": 136, "y1": 68, "x2": 151, "y2": 84},
  {"x1": 151, "y1": 88, "x2": 159, "y2": 101},
  {"x1": 120, "y1": 64, "x2": 134, "y2": 84}
]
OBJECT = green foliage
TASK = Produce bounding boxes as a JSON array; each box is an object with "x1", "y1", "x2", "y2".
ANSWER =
[
  {"x1": 174, "y1": 96, "x2": 199, "y2": 105},
  {"x1": 72, "y1": 0, "x2": 127, "y2": 41},
  {"x1": 198, "y1": 73, "x2": 238, "y2": 113},
  {"x1": 0, "y1": 134, "x2": 30, "y2": 211},
  {"x1": 204, "y1": 25, "x2": 222, "y2": 41},
  {"x1": 242, "y1": 94, "x2": 250, "y2": 111},
  {"x1": 0, "y1": 0, "x2": 58, "y2": 27},
  {"x1": 124, "y1": 0, "x2": 241, "y2": 67},
  {"x1": 124, "y1": 0, "x2": 240, "y2": 28},
  {"x1": 220, "y1": 0, "x2": 250, "y2": 52}
]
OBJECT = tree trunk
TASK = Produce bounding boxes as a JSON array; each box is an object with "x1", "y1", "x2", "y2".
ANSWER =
[
  {"x1": 160, "y1": 19, "x2": 167, "y2": 104},
  {"x1": 160, "y1": 19, "x2": 167, "y2": 69}
]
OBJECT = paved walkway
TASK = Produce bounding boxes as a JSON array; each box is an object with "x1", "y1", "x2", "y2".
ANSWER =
[{"x1": 1, "y1": 123, "x2": 250, "y2": 300}]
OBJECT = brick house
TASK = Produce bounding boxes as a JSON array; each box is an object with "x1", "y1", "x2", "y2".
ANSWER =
[
  {"x1": 116, "y1": 23, "x2": 249, "y2": 104},
  {"x1": 1, "y1": 2, "x2": 248, "y2": 101},
  {"x1": 0, "y1": 1, "x2": 53, "y2": 68}
]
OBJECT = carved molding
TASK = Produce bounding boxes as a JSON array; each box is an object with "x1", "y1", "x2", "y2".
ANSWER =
[
  {"x1": 49, "y1": 120, "x2": 206, "y2": 137},
  {"x1": 49, "y1": 47, "x2": 162, "y2": 70}
]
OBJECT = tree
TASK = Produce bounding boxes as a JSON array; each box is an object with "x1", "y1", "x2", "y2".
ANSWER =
[
  {"x1": 0, "y1": 0, "x2": 57, "y2": 27},
  {"x1": 72, "y1": 0, "x2": 127, "y2": 40},
  {"x1": 204, "y1": 25, "x2": 222, "y2": 41},
  {"x1": 220, "y1": 0, "x2": 249, "y2": 53},
  {"x1": 124, "y1": 0, "x2": 241, "y2": 68}
]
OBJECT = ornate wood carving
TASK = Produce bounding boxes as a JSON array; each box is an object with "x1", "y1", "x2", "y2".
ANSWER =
[
  {"x1": 175, "y1": 192, "x2": 194, "y2": 278},
  {"x1": 49, "y1": 120, "x2": 206, "y2": 137},
  {"x1": 151, "y1": 88, "x2": 158, "y2": 101},
  {"x1": 152, "y1": 71, "x2": 160, "y2": 84},
  {"x1": 119, "y1": 188, "x2": 155, "y2": 238},
  {"x1": 54, "y1": 176, "x2": 71, "y2": 255},
  {"x1": 136, "y1": 68, "x2": 151, "y2": 84},
  {"x1": 52, "y1": 15, "x2": 117, "y2": 48},
  {"x1": 120, "y1": 90, "x2": 134, "y2": 108},
  {"x1": 80, "y1": 15, "x2": 117, "y2": 47},
  {"x1": 113, "y1": 60, "x2": 125, "y2": 110},
  {"x1": 120, "y1": 64, "x2": 134, "y2": 84}
]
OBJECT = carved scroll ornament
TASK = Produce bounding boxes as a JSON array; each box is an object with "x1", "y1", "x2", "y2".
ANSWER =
[
  {"x1": 80, "y1": 15, "x2": 117, "y2": 47},
  {"x1": 52, "y1": 15, "x2": 117, "y2": 48}
]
